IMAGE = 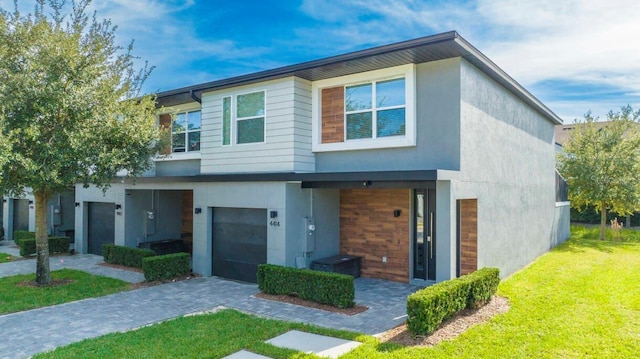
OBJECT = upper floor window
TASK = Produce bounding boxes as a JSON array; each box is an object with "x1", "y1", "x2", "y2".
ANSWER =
[
  {"x1": 222, "y1": 90, "x2": 266, "y2": 145},
  {"x1": 312, "y1": 64, "x2": 415, "y2": 152},
  {"x1": 171, "y1": 110, "x2": 201, "y2": 153},
  {"x1": 345, "y1": 78, "x2": 406, "y2": 140}
]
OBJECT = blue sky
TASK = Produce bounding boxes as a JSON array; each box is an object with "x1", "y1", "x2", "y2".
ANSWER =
[{"x1": 3, "y1": 0, "x2": 640, "y2": 122}]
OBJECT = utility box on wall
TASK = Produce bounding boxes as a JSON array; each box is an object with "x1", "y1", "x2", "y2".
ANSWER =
[
  {"x1": 51, "y1": 205, "x2": 62, "y2": 226},
  {"x1": 303, "y1": 216, "x2": 315, "y2": 253},
  {"x1": 143, "y1": 210, "x2": 155, "y2": 236}
]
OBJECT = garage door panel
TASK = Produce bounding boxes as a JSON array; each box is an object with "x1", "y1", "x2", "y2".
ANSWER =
[
  {"x1": 88, "y1": 202, "x2": 115, "y2": 256},
  {"x1": 13, "y1": 199, "x2": 29, "y2": 232},
  {"x1": 212, "y1": 208, "x2": 267, "y2": 283}
]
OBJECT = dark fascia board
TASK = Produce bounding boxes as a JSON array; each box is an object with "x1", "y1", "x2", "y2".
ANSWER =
[
  {"x1": 123, "y1": 170, "x2": 441, "y2": 184},
  {"x1": 156, "y1": 31, "x2": 458, "y2": 101},
  {"x1": 156, "y1": 31, "x2": 562, "y2": 125}
]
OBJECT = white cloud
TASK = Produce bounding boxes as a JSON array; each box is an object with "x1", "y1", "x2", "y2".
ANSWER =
[
  {"x1": 298, "y1": 0, "x2": 640, "y2": 120},
  {"x1": 477, "y1": 0, "x2": 640, "y2": 88}
]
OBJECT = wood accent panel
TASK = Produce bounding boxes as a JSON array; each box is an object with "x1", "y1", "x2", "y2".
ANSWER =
[
  {"x1": 339, "y1": 189, "x2": 410, "y2": 282},
  {"x1": 182, "y1": 190, "x2": 193, "y2": 254},
  {"x1": 159, "y1": 114, "x2": 172, "y2": 155},
  {"x1": 321, "y1": 87, "x2": 345, "y2": 143},
  {"x1": 459, "y1": 199, "x2": 478, "y2": 275}
]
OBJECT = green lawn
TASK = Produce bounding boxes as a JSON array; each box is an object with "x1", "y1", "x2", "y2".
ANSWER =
[
  {"x1": 0, "y1": 269, "x2": 131, "y2": 315},
  {"x1": 0, "y1": 252, "x2": 15, "y2": 263},
  {"x1": 37, "y1": 230, "x2": 640, "y2": 358},
  {"x1": 36, "y1": 309, "x2": 364, "y2": 359}
]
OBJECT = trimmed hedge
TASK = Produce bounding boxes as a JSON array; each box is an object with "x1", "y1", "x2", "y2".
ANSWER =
[
  {"x1": 257, "y1": 264, "x2": 355, "y2": 309},
  {"x1": 407, "y1": 267, "x2": 500, "y2": 335},
  {"x1": 142, "y1": 253, "x2": 191, "y2": 281},
  {"x1": 14, "y1": 231, "x2": 35, "y2": 246},
  {"x1": 102, "y1": 244, "x2": 156, "y2": 268},
  {"x1": 462, "y1": 267, "x2": 500, "y2": 308},
  {"x1": 19, "y1": 236, "x2": 71, "y2": 257}
]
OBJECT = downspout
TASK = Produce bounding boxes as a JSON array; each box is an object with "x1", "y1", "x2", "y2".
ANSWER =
[{"x1": 190, "y1": 90, "x2": 201, "y2": 104}]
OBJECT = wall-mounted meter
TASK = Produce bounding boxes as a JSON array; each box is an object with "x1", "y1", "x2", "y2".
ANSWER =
[{"x1": 303, "y1": 217, "x2": 315, "y2": 253}]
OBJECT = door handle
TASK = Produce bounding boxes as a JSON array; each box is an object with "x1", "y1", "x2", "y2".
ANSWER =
[{"x1": 429, "y1": 212, "x2": 433, "y2": 259}]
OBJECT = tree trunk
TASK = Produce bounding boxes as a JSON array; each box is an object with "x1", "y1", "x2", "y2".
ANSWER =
[
  {"x1": 600, "y1": 203, "x2": 607, "y2": 241},
  {"x1": 35, "y1": 190, "x2": 51, "y2": 284}
]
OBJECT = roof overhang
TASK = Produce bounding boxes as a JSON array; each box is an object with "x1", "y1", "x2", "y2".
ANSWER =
[
  {"x1": 122, "y1": 170, "x2": 459, "y2": 188},
  {"x1": 157, "y1": 31, "x2": 561, "y2": 125}
]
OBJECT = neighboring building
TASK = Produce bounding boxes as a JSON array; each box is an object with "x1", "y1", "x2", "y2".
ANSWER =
[
  {"x1": 2, "y1": 188, "x2": 76, "y2": 241},
  {"x1": 73, "y1": 31, "x2": 570, "y2": 284}
]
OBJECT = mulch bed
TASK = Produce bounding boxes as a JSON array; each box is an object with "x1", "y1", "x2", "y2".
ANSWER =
[
  {"x1": 377, "y1": 296, "x2": 510, "y2": 347},
  {"x1": 255, "y1": 293, "x2": 368, "y2": 316}
]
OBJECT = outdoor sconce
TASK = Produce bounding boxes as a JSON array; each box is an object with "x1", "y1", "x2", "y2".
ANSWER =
[
  {"x1": 362, "y1": 181, "x2": 372, "y2": 187},
  {"x1": 2, "y1": 199, "x2": 6, "y2": 203},
  {"x1": 393, "y1": 209, "x2": 402, "y2": 218},
  {"x1": 115, "y1": 204, "x2": 122, "y2": 210},
  {"x1": 270, "y1": 210, "x2": 278, "y2": 218},
  {"x1": 28, "y1": 200, "x2": 34, "y2": 205},
  {"x1": 194, "y1": 207, "x2": 202, "y2": 214},
  {"x1": 75, "y1": 202, "x2": 80, "y2": 207}
]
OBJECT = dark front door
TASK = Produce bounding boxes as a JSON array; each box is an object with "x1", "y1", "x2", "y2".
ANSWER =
[
  {"x1": 212, "y1": 208, "x2": 267, "y2": 283},
  {"x1": 413, "y1": 189, "x2": 436, "y2": 281},
  {"x1": 13, "y1": 199, "x2": 30, "y2": 232},
  {"x1": 87, "y1": 202, "x2": 115, "y2": 255}
]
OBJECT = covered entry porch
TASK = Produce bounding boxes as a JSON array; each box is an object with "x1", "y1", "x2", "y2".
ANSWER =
[{"x1": 301, "y1": 170, "x2": 476, "y2": 284}]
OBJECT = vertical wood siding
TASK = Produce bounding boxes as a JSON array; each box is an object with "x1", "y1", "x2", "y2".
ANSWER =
[
  {"x1": 339, "y1": 189, "x2": 410, "y2": 282},
  {"x1": 321, "y1": 86, "x2": 345, "y2": 143},
  {"x1": 459, "y1": 198, "x2": 478, "y2": 275}
]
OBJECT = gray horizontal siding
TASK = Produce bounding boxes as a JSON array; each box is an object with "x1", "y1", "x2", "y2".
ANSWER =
[{"x1": 199, "y1": 77, "x2": 315, "y2": 174}]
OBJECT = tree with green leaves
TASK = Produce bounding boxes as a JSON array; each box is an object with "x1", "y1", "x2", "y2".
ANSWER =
[
  {"x1": 0, "y1": 0, "x2": 164, "y2": 284},
  {"x1": 558, "y1": 105, "x2": 640, "y2": 240}
]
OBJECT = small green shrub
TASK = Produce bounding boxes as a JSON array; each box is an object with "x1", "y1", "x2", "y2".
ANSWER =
[
  {"x1": 142, "y1": 253, "x2": 190, "y2": 281},
  {"x1": 48, "y1": 236, "x2": 71, "y2": 254},
  {"x1": 407, "y1": 278, "x2": 471, "y2": 335},
  {"x1": 13, "y1": 231, "x2": 35, "y2": 246},
  {"x1": 19, "y1": 239, "x2": 36, "y2": 257},
  {"x1": 257, "y1": 264, "x2": 355, "y2": 308},
  {"x1": 461, "y1": 267, "x2": 500, "y2": 308},
  {"x1": 102, "y1": 244, "x2": 156, "y2": 268},
  {"x1": 18, "y1": 236, "x2": 71, "y2": 257},
  {"x1": 407, "y1": 267, "x2": 501, "y2": 335}
]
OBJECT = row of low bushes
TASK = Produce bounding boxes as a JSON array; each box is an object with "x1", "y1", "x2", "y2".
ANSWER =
[
  {"x1": 102, "y1": 244, "x2": 190, "y2": 282},
  {"x1": 18, "y1": 236, "x2": 71, "y2": 257},
  {"x1": 102, "y1": 244, "x2": 156, "y2": 268},
  {"x1": 407, "y1": 267, "x2": 500, "y2": 335},
  {"x1": 257, "y1": 264, "x2": 355, "y2": 308},
  {"x1": 142, "y1": 253, "x2": 191, "y2": 281},
  {"x1": 13, "y1": 230, "x2": 35, "y2": 246}
]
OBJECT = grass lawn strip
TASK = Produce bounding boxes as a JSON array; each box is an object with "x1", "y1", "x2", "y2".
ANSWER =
[
  {"x1": 35, "y1": 309, "x2": 367, "y2": 359},
  {"x1": 34, "y1": 228, "x2": 640, "y2": 358},
  {"x1": 0, "y1": 269, "x2": 131, "y2": 315},
  {"x1": 0, "y1": 252, "x2": 15, "y2": 263},
  {"x1": 343, "y1": 235, "x2": 640, "y2": 358}
]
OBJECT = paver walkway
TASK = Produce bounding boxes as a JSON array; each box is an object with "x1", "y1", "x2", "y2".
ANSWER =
[
  {"x1": 0, "y1": 240, "x2": 143, "y2": 283},
  {"x1": 0, "y1": 241, "x2": 421, "y2": 358}
]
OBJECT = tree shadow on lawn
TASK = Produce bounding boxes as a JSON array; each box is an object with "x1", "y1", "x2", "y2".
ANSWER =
[{"x1": 555, "y1": 238, "x2": 637, "y2": 254}]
